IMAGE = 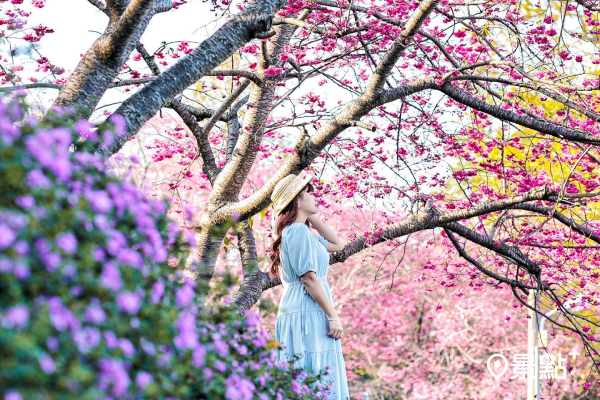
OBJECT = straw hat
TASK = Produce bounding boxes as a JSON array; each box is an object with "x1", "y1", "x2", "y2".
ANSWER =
[{"x1": 270, "y1": 173, "x2": 314, "y2": 239}]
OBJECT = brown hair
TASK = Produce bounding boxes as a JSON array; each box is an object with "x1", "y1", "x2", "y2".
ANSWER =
[{"x1": 268, "y1": 181, "x2": 314, "y2": 279}]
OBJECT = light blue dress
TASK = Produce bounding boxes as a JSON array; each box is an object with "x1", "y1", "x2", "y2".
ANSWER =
[{"x1": 275, "y1": 222, "x2": 350, "y2": 400}]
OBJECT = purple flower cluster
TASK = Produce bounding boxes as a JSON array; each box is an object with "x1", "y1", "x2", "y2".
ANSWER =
[
  {"x1": 84, "y1": 298, "x2": 107, "y2": 324},
  {"x1": 116, "y1": 292, "x2": 142, "y2": 315},
  {"x1": 174, "y1": 311, "x2": 199, "y2": 350},
  {"x1": 0, "y1": 224, "x2": 17, "y2": 250},
  {"x1": 98, "y1": 358, "x2": 131, "y2": 397},
  {"x1": 48, "y1": 296, "x2": 80, "y2": 332},
  {"x1": 135, "y1": 371, "x2": 153, "y2": 389},
  {"x1": 175, "y1": 278, "x2": 195, "y2": 307},
  {"x1": 25, "y1": 127, "x2": 73, "y2": 182},
  {"x1": 0, "y1": 99, "x2": 332, "y2": 400},
  {"x1": 1, "y1": 304, "x2": 29, "y2": 330},
  {"x1": 56, "y1": 232, "x2": 77, "y2": 254},
  {"x1": 72, "y1": 326, "x2": 102, "y2": 354},
  {"x1": 225, "y1": 374, "x2": 256, "y2": 400}
]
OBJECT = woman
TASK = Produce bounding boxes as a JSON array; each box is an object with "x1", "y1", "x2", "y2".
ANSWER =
[{"x1": 269, "y1": 173, "x2": 350, "y2": 400}]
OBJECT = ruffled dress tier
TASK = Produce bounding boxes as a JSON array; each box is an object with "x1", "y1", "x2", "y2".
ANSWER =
[{"x1": 275, "y1": 222, "x2": 350, "y2": 400}]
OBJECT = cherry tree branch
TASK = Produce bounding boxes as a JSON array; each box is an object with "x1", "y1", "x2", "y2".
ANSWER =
[
  {"x1": 168, "y1": 79, "x2": 252, "y2": 184},
  {"x1": 230, "y1": 220, "x2": 283, "y2": 312},
  {"x1": 573, "y1": 0, "x2": 600, "y2": 11},
  {"x1": 113, "y1": 69, "x2": 262, "y2": 87},
  {"x1": 307, "y1": 0, "x2": 405, "y2": 27},
  {"x1": 232, "y1": 192, "x2": 566, "y2": 311},
  {"x1": 443, "y1": 73, "x2": 600, "y2": 123},
  {"x1": 507, "y1": 204, "x2": 600, "y2": 244},
  {"x1": 271, "y1": 17, "x2": 369, "y2": 37},
  {"x1": 99, "y1": 0, "x2": 155, "y2": 58},
  {"x1": 203, "y1": 17, "x2": 311, "y2": 208},
  {"x1": 136, "y1": 42, "x2": 223, "y2": 184},
  {"x1": 201, "y1": 79, "x2": 253, "y2": 139},
  {"x1": 226, "y1": 95, "x2": 250, "y2": 163},
  {"x1": 0, "y1": 83, "x2": 62, "y2": 92},
  {"x1": 87, "y1": 0, "x2": 107, "y2": 11},
  {"x1": 101, "y1": 0, "x2": 285, "y2": 157},
  {"x1": 0, "y1": 69, "x2": 285, "y2": 93},
  {"x1": 366, "y1": 0, "x2": 439, "y2": 93},
  {"x1": 167, "y1": 103, "x2": 233, "y2": 122},
  {"x1": 171, "y1": 100, "x2": 223, "y2": 184},
  {"x1": 442, "y1": 221, "x2": 541, "y2": 275},
  {"x1": 510, "y1": 285, "x2": 580, "y2": 333},
  {"x1": 53, "y1": 0, "x2": 173, "y2": 113},
  {"x1": 105, "y1": 0, "x2": 128, "y2": 8},
  {"x1": 436, "y1": 82, "x2": 600, "y2": 146},
  {"x1": 444, "y1": 228, "x2": 542, "y2": 290}
]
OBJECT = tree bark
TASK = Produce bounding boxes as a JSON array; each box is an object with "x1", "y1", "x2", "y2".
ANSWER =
[
  {"x1": 100, "y1": 0, "x2": 287, "y2": 157},
  {"x1": 181, "y1": 16, "x2": 303, "y2": 300},
  {"x1": 53, "y1": 0, "x2": 172, "y2": 114},
  {"x1": 231, "y1": 221, "x2": 282, "y2": 313}
]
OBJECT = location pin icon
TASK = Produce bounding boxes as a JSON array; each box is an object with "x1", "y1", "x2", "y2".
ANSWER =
[{"x1": 487, "y1": 354, "x2": 508, "y2": 380}]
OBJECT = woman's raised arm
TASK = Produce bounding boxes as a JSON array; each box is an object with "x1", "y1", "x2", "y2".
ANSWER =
[{"x1": 307, "y1": 215, "x2": 345, "y2": 253}]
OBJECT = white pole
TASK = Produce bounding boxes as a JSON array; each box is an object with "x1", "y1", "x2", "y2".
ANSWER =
[
  {"x1": 535, "y1": 294, "x2": 583, "y2": 399},
  {"x1": 535, "y1": 329, "x2": 540, "y2": 399},
  {"x1": 527, "y1": 290, "x2": 537, "y2": 400}
]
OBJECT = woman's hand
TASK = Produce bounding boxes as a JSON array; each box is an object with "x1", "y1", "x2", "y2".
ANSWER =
[{"x1": 328, "y1": 319, "x2": 344, "y2": 340}]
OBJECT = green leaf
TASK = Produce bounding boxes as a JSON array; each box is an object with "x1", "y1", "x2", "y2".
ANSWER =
[
  {"x1": 248, "y1": 216, "x2": 253, "y2": 228},
  {"x1": 260, "y1": 206, "x2": 269, "y2": 219},
  {"x1": 224, "y1": 237, "x2": 231, "y2": 245}
]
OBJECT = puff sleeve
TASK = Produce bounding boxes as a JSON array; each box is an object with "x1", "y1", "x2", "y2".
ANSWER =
[
  {"x1": 284, "y1": 224, "x2": 319, "y2": 277},
  {"x1": 314, "y1": 234, "x2": 329, "y2": 250}
]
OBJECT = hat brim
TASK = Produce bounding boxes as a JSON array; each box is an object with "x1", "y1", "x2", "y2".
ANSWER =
[{"x1": 273, "y1": 173, "x2": 314, "y2": 214}]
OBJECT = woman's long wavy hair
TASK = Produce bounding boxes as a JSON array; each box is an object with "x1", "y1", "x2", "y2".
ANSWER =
[{"x1": 268, "y1": 181, "x2": 314, "y2": 279}]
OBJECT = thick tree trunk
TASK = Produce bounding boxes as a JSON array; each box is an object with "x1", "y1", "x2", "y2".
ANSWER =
[
  {"x1": 185, "y1": 225, "x2": 228, "y2": 294},
  {"x1": 213, "y1": 22, "x2": 298, "y2": 199},
  {"x1": 183, "y1": 19, "x2": 302, "y2": 298},
  {"x1": 53, "y1": 0, "x2": 172, "y2": 114},
  {"x1": 230, "y1": 222, "x2": 281, "y2": 313},
  {"x1": 209, "y1": 79, "x2": 278, "y2": 200}
]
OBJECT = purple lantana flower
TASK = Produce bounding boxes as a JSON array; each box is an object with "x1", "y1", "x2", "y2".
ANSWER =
[
  {"x1": 0, "y1": 224, "x2": 16, "y2": 250},
  {"x1": 224, "y1": 374, "x2": 255, "y2": 400},
  {"x1": 56, "y1": 232, "x2": 77, "y2": 254},
  {"x1": 3, "y1": 390, "x2": 23, "y2": 400},
  {"x1": 98, "y1": 358, "x2": 130, "y2": 397},
  {"x1": 100, "y1": 262, "x2": 123, "y2": 291},
  {"x1": 38, "y1": 352, "x2": 56, "y2": 374},
  {"x1": 135, "y1": 371, "x2": 153, "y2": 389},
  {"x1": 116, "y1": 292, "x2": 141, "y2": 315},
  {"x1": 150, "y1": 281, "x2": 164, "y2": 304},
  {"x1": 2, "y1": 304, "x2": 29, "y2": 330}
]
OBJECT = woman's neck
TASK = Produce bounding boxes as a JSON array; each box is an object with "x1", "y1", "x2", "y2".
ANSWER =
[{"x1": 295, "y1": 211, "x2": 309, "y2": 224}]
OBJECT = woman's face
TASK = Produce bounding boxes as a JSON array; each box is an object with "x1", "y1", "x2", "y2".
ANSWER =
[{"x1": 297, "y1": 189, "x2": 319, "y2": 214}]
